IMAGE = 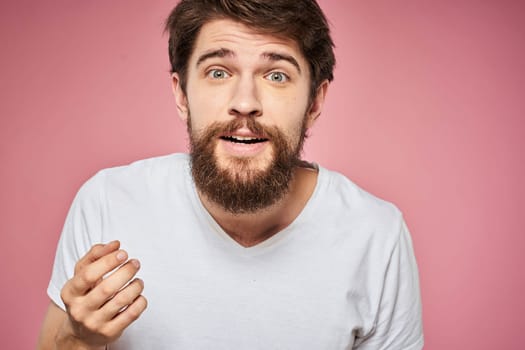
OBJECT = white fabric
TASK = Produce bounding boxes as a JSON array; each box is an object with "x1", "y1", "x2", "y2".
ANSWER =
[{"x1": 48, "y1": 153, "x2": 423, "y2": 349}]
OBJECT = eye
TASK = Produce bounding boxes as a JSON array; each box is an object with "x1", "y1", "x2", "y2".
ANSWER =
[
  {"x1": 265, "y1": 71, "x2": 289, "y2": 83},
  {"x1": 207, "y1": 69, "x2": 230, "y2": 80}
]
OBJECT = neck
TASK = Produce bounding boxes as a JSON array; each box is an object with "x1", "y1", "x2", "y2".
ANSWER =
[{"x1": 197, "y1": 166, "x2": 318, "y2": 247}]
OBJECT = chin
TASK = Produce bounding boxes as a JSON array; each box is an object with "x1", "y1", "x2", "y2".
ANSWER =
[
  {"x1": 217, "y1": 146, "x2": 274, "y2": 170},
  {"x1": 221, "y1": 156, "x2": 272, "y2": 180}
]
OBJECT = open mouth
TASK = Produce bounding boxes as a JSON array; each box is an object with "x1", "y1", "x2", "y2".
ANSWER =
[{"x1": 220, "y1": 136, "x2": 268, "y2": 144}]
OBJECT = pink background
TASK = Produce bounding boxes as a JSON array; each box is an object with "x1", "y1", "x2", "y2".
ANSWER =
[{"x1": 1, "y1": 0, "x2": 524, "y2": 348}]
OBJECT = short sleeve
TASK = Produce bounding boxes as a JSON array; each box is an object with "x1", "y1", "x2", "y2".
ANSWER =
[
  {"x1": 355, "y1": 220, "x2": 424, "y2": 349},
  {"x1": 47, "y1": 172, "x2": 106, "y2": 310}
]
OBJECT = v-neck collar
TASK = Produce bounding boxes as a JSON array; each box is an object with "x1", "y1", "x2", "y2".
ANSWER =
[{"x1": 185, "y1": 161, "x2": 325, "y2": 257}]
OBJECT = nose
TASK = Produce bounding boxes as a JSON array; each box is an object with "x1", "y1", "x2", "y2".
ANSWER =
[{"x1": 228, "y1": 75, "x2": 262, "y2": 118}]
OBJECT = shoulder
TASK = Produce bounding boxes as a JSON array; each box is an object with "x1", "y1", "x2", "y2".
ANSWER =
[
  {"x1": 99, "y1": 153, "x2": 189, "y2": 181},
  {"x1": 76, "y1": 153, "x2": 190, "y2": 201},
  {"x1": 310, "y1": 165, "x2": 404, "y2": 248},
  {"x1": 317, "y1": 166, "x2": 402, "y2": 225}
]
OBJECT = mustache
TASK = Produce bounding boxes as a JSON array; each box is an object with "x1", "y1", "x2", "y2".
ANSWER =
[{"x1": 203, "y1": 118, "x2": 275, "y2": 139}]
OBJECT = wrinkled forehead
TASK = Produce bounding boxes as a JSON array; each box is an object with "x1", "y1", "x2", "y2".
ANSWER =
[{"x1": 189, "y1": 19, "x2": 308, "y2": 71}]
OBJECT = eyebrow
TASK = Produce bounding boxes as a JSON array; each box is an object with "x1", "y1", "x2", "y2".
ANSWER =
[
  {"x1": 195, "y1": 48, "x2": 302, "y2": 74},
  {"x1": 196, "y1": 48, "x2": 234, "y2": 67},
  {"x1": 261, "y1": 52, "x2": 301, "y2": 74}
]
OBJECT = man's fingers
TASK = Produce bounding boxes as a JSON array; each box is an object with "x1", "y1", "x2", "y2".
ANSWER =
[
  {"x1": 85, "y1": 259, "x2": 142, "y2": 310},
  {"x1": 99, "y1": 278, "x2": 145, "y2": 320},
  {"x1": 104, "y1": 295, "x2": 148, "y2": 336},
  {"x1": 57, "y1": 241, "x2": 147, "y2": 347},
  {"x1": 75, "y1": 240, "x2": 121, "y2": 274},
  {"x1": 69, "y1": 249, "x2": 129, "y2": 295}
]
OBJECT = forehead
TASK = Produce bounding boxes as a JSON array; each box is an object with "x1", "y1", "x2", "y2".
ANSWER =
[{"x1": 189, "y1": 19, "x2": 307, "y2": 66}]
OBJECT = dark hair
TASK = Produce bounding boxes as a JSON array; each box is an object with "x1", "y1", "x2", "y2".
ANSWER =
[{"x1": 165, "y1": 0, "x2": 335, "y2": 100}]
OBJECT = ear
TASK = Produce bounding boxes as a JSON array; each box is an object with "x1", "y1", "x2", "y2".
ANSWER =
[
  {"x1": 305, "y1": 80, "x2": 329, "y2": 129},
  {"x1": 171, "y1": 73, "x2": 189, "y2": 122}
]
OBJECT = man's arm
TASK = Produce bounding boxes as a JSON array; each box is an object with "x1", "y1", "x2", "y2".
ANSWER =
[
  {"x1": 355, "y1": 220, "x2": 423, "y2": 349},
  {"x1": 37, "y1": 301, "x2": 68, "y2": 350},
  {"x1": 37, "y1": 241, "x2": 147, "y2": 350},
  {"x1": 37, "y1": 303, "x2": 107, "y2": 350}
]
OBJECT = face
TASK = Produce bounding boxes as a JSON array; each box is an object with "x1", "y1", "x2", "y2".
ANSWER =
[{"x1": 172, "y1": 19, "x2": 327, "y2": 212}]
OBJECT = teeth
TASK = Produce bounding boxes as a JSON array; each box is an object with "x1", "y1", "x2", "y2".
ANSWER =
[
  {"x1": 232, "y1": 136, "x2": 257, "y2": 141},
  {"x1": 222, "y1": 135, "x2": 267, "y2": 144}
]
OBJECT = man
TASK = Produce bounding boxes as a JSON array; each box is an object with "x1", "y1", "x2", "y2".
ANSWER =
[{"x1": 38, "y1": 0, "x2": 423, "y2": 349}]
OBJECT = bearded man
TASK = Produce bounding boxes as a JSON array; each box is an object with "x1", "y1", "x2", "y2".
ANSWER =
[{"x1": 38, "y1": 1, "x2": 423, "y2": 349}]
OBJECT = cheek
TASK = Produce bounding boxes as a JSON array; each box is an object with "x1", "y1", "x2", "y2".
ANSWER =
[
  {"x1": 268, "y1": 99, "x2": 308, "y2": 130},
  {"x1": 186, "y1": 92, "x2": 228, "y2": 129}
]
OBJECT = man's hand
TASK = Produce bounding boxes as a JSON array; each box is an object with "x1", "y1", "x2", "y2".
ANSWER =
[{"x1": 56, "y1": 241, "x2": 147, "y2": 349}]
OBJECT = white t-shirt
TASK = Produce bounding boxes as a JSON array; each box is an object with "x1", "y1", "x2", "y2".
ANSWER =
[{"x1": 48, "y1": 153, "x2": 423, "y2": 349}]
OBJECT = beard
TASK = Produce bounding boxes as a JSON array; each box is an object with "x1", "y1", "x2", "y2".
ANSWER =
[{"x1": 188, "y1": 116, "x2": 307, "y2": 214}]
